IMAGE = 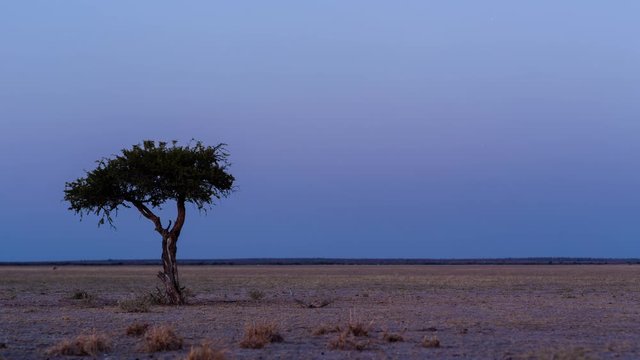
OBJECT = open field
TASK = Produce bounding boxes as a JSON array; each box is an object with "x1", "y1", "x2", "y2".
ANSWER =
[{"x1": 1, "y1": 265, "x2": 639, "y2": 359}]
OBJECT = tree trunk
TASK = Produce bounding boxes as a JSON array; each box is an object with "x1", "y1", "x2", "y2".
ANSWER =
[
  {"x1": 158, "y1": 233, "x2": 184, "y2": 305},
  {"x1": 132, "y1": 199, "x2": 187, "y2": 305}
]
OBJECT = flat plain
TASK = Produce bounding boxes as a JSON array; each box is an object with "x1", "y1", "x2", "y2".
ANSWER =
[{"x1": 1, "y1": 265, "x2": 639, "y2": 359}]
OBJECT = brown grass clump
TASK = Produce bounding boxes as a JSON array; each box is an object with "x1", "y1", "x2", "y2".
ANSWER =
[
  {"x1": 328, "y1": 332, "x2": 370, "y2": 351},
  {"x1": 312, "y1": 324, "x2": 341, "y2": 336},
  {"x1": 422, "y1": 335, "x2": 440, "y2": 348},
  {"x1": 118, "y1": 295, "x2": 151, "y2": 313},
  {"x1": 347, "y1": 321, "x2": 370, "y2": 337},
  {"x1": 184, "y1": 341, "x2": 228, "y2": 360},
  {"x1": 126, "y1": 322, "x2": 150, "y2": 336},
  {"x1": 382, "y1": 331, "x2": 404, "y2": 342},
  {"x1": 239, "y1": 322, "x2": 283, "y2": 349},
  {"x1": 47, "y1": 331, "x2": 111, "y2": 356},
  {"x1": 143, "y1": 325, "x2": 183, "y2": 352}
]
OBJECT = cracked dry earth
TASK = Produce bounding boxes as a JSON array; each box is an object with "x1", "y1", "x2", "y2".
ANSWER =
[{"x1": 1, "y1": 265, "x2": 639, "y2": 359}]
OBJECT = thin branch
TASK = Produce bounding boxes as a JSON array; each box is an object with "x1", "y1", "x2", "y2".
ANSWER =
[{"x1": 131, "y1": 201, "x2": 165, "y2": 235}]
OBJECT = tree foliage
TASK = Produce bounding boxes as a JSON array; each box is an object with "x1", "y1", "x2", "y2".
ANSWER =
[{"x1": 64, "y1": 140, "x2": 235, "y2": 227}]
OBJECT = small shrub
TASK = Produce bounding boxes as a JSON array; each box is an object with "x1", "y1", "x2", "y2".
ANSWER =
[
  {"x1": 118, "y1": 296, "x2": 151, "y2": 313},
  {"x1": 143, "y1": 325, "x2": 183, "y2": 352},
  {"x1": 382, "y1": 331, "x2": 404, "y2": 342},
  {"x1": 70, "y1": 290, "x2": 92, "y2": 300},
  {"x1": 47, "y1": 331, "x2": 111, "y2": 356},
  {"x1": 126, "y1": 322, "x2": 150, "y2": 336},
  {"x1": 248, "y1": 290, "x2": 265, "y2": 301},
  {"x1": 422, "y1": 335, "x2": 440, "y2": 348},
  {"x1": 70, "y1": 290, "x2": 95, "y2": 306},
  {"x1": 185, "y1": 341, "x2": 228, "y2": 360},
  {"x1": 239, "y1": 322, "x2": 283, "y2": 349}
]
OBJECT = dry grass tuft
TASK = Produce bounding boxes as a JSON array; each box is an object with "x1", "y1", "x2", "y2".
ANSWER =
[
  {"x1": 347, "y1": 321, "x2": 371, "y2": 337},
  {"x1": 47, "y1": 331, "x2": 111, "y2": 356},
  {"x1": 184, "y1": 341, "x2": 228, "y2": 360},
  {"x1": 239, "y1": 322, "x2": 283, "y2": 349},
  {"x1": 326, "y1": 311, "x2": 374, "y2": 351},
  {"x1": 126, "y1": 322, "x2": 150, "y2": 336},
  {"x1": 422, "y1": 335, "x2": 440, "y2": 348},
  {"x1": 312, "y1": 324, "x2": 342, "y2": 336},
  {"x1": 118, "y1": 295, "x2": 152, "y2": 313},
  {"x1": 143, "y1": 325, "x2": 183, "y2": 352},
  {"x1": 328, "y1": 332, "x2": 370, "y2": 351},
  {"x1": 382, "y1": 331, "x2": 404, "y2": 342}
]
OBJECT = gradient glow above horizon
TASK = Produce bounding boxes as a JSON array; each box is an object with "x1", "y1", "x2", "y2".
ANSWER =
[{"x1": 1, "y1": 1, "x2": 639, "y2": 261}]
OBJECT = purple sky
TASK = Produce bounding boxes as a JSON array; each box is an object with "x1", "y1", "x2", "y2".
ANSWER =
[{"x1": 1, "y1": 1, "x2": 639, "y2": 260}]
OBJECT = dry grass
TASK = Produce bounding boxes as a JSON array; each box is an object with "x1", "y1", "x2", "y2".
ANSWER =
[
  {"x1": 142, "y1": 325, "x2": 183, "y2": 352},
  {"x1": 422, "y1": 335, "x2": 441, "y2": 348},
  {"x1": 382, "y1": 331, "x2": 404, "y2": 342},
  {"x1": 125, "y1": 322, "x2": 150, "y2": 336},
  {"x1": 312, "y1": 324, "x2": 342, "y2": 336},
  {"x1": 184, "y1": 341, "x2": 228, "y2": 360},
  {"x1": 326, "y1": 311, "x2": 374, "y2": 351},
  {"x1": 328, "y1": 332, "x2": 371, "y2": 351},
  {"x1": 239, "y1": 322, "x2": 284, "y2": 349},
  {"x1": 118, "y1": 295, "x2": 151, "y2": 313},
  {"x1": 47, "y1": 331, "x2": 111, "y2": 356},
  {"x1": 346, "y1": 310, "x2": 372, "y2": 337}
]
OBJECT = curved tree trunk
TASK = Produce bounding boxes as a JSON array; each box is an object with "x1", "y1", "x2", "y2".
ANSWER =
[
  {"x1": 133, "y1": 199, "x2": 187, "y2": 305},
  {"x1": 158, "y1": 233, "x2": 184, "y2": 305}
]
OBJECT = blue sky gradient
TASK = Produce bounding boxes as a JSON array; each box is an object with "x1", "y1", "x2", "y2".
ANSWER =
[{"x1": 1, "y1": 1, "x2": 639, "y2": 260}]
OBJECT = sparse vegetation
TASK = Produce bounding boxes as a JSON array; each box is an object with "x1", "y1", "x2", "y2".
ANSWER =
[
  {"x1": 328, "y1": 332, "x2": 370, "y2": 351},
  {"x1": 47, "y1": 331, "x2": 111, "y2": 356},
  {"x1": 382, "y1": 331, "x2": 404, "y2": 342},
  {"x1": 126, "y1": 322, "x2": 150, "y2": 336},
  {"x1": 70, "y1": 290, "x2": 92, "y2": 300},
  {"x1": 326, "y1": 312, "x2": 373, "y2": 351},
  {"x1": 248, "y1": 289, "x2": 265, "y2": 301},
  {"x1": 185, "y1": 341, "x2": 228, "y2": 360},
  {"x1": 4, "y1": 265, "x2": 640, "y2": 358},
  {"x1": 239, "y1": 322, "x2": 283, "y2": 349},
  {"x1": 422, "y1": 335, "x2": 440, "y2": 348},
  {"x1": 312, "y1": 324, "x2": 341, "y2": 336},
  {"x1": 118, "y1": 295, "x2": 151, "y2": 313},
  {"x1": 142, "y1": 325, "x2": 183, "y2": 352}
]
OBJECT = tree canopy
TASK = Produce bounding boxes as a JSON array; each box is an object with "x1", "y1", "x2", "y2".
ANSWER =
[{"x1": 64, "y1": 140, "x2": 234, "y2": 227}]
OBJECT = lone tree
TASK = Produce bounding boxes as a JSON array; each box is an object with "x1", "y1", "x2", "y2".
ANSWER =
[{"x1": 64, "y1": 140, "x2": 234, "y2": 305}]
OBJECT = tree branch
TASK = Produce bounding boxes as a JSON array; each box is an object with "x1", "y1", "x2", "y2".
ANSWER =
[
  {"x1": 170, "y1": 198, "x2": 186, "y2": 238},
  {"x1": 131, "y1": 201, "x2": 165, "y2": 235}
]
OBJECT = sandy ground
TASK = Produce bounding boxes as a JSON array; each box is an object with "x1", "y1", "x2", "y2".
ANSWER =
[{"x1": 1, "y1": 265, "x2": 639, "y2": 359}]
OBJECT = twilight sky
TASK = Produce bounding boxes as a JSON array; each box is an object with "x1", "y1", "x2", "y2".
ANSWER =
[{"x1": 1, "y1": 1, "x2": 639, "y2": 261}]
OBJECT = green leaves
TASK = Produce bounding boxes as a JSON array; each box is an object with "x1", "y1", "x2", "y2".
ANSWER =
[{"x1": 64, "y1": 140, "x2": 235, "y2": 226}]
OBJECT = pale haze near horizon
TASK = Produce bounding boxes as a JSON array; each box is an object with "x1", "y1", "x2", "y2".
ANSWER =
[{"x1": 1, "y1": 1, "x2": 639, "y2": 261}]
